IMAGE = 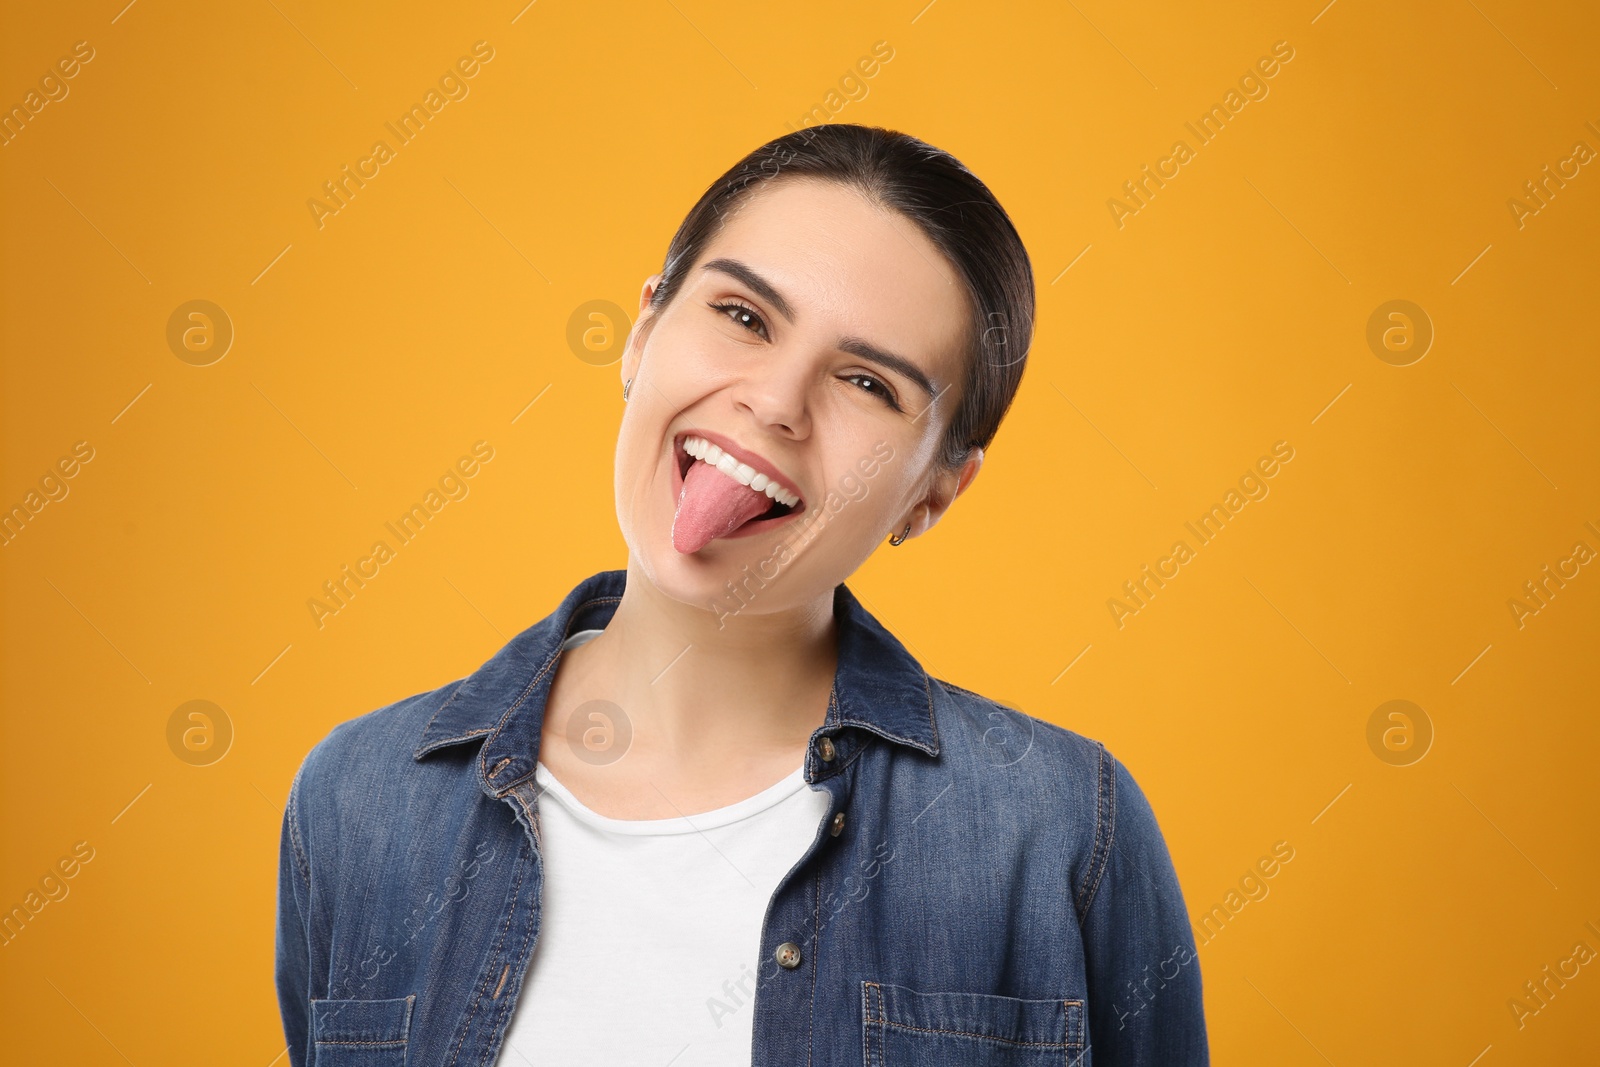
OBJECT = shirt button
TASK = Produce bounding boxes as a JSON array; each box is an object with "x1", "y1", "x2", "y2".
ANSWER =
[
  {"x1": 818, "y1": 736, "x2": 836, "y2": 762},
  {"x1": 829, "y1": 811, "x2": 846, "y2": 837},
  {"x1": 775, "y1": 942, "x2": 802, "y2": 969}
]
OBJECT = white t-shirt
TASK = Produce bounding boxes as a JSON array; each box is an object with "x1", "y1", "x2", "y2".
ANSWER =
[{"x1": 497, "y1": 628, "x2": 832, "y2": 1065}]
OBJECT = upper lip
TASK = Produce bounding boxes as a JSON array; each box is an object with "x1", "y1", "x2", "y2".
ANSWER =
[{"x1": 673, "y1": 429, "x2": 805, "y2": 505}]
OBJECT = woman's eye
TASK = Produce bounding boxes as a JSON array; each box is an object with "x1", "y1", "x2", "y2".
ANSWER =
[
  {"x1": 709, "y1": 301, "x2": 768, "y2": 340},
  {"x1": 847, "y1": 374, "x2": 901, "y2": 411}
]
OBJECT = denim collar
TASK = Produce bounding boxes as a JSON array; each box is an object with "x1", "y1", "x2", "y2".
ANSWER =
[{"x1": 412, "y1": 568, "x2": 939, "y2": 796}]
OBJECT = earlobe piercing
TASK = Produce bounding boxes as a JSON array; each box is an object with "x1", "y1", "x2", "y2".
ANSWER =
[
  {"x1": 888, "y1": 521, "x2": 912, "y2": 546},
  {"x1": 623, "y1": 378, "x2": 632, "y2": 402}
]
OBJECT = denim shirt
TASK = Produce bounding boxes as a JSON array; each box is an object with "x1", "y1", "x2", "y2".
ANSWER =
[{"x1": 276, "y1": 568, "x2": 1208, "y2": 1066}]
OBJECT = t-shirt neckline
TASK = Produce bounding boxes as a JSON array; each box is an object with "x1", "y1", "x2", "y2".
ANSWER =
[
  {"x1": 533, "y1": 760, "x2": 810, "y2": 836},
  {"x1": 545, "y1": 626, "x2": 812, "y2": 835}
]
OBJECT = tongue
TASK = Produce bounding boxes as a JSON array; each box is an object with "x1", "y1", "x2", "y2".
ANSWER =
[{"x1": 672, "y1": 460, "x2": 776, "y2": 554}]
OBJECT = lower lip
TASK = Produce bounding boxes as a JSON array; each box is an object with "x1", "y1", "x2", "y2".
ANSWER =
[{"x1": 670, "y1": 440, "x2": 806, "y2": 542}]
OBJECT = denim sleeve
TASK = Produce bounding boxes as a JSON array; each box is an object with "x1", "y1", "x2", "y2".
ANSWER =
[
  {"x1": 1080, "y1": 749, "x2": 1209, "y2": 1065},
  {"x1": 275, "y1": 754, "x2": 314, "y2": 1067}
]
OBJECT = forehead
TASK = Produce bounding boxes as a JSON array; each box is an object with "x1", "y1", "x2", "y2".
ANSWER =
[{"x1": 696, "y1": 177, "x2": 970, "y2": 393}]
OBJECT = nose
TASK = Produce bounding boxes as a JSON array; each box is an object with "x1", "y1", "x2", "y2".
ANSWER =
[{"x1": 731, "y1": 348, "x2": 812, "y2": 439}]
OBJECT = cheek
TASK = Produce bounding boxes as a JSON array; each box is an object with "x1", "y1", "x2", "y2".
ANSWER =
[
  {"x1": 647, "y1": 309, "x2": 726, "y2": 380},
  {"x1": 819, "y1": 462, "x2": 907, "y2": 537},
  {"x1": 618, "y1": 422, "x2": 668, "y2": 506}
]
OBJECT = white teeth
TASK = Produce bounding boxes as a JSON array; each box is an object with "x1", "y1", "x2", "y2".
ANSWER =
[{"x1": 680, "y1": 436, "x2": 798, "y2": 507}]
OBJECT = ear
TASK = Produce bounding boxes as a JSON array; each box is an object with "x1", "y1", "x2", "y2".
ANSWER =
[
  {"x1": 638, "y1": 272, "x2": 663, "y2": 314},
  {"x1": 904, "y1": 446, "x2": 983, "y2": 540},
  {"x1": 622, "y1": 273, "x2": 664, "y2": 390}
]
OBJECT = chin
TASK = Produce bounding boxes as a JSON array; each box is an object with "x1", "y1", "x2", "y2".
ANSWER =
[
  {"x1": 626, "y1": 508, "x2": 845, "y2": 623},
  {"x1": 631, "y1": 522, "x2": 783, "y2": 615}
]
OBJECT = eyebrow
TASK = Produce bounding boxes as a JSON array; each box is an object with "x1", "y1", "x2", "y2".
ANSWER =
[
  {"x1": 702, "y1": 258, "x2": 795, "y2": 323},
  {"x1": 699, "y1": 257, "x2": 940, "y2": 402}
]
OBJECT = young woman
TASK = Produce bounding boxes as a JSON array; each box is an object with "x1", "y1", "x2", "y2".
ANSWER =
[{"x1": 276, "y1": 123, "x2": 1208, "y2": 1066}]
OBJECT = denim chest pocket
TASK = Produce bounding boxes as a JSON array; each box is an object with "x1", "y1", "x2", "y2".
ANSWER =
[
  {"x1": 862, "y1": 981, "x2": 1085, "y2": 1066},
  {"x1": 310, "y1": 995, "x2": 415, "y2": 1067}
]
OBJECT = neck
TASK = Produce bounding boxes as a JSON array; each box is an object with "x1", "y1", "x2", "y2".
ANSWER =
[{"x1": 566, "y1": 561, "x2": 839, "y2": 771}]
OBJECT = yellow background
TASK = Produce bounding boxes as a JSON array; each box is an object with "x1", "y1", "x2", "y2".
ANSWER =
[{"x1": 3, "y1": 0, "x2": 1597, "y2": 1062}]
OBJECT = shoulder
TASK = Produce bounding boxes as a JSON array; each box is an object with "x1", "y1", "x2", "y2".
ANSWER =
[
  {"x1": 286, "y1": 679, "x2": 469, "y2": 842},
  {"x1": 299, "y1": 680, "x2": 463, "y2": 780},
  {"x1": 927, "y1": 676, "x2": 1171, "y2": 917},
  {"x1": 928, "y1": 674, "x2": 1112, "y2": 786}
]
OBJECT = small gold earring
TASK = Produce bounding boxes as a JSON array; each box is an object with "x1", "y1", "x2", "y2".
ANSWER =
[
  {"x1": 888, "y1": 521, "x2": 911, "y2": 546},
  {"x1": 623, "y1": 378, "x2": 632, "y2": 402}
]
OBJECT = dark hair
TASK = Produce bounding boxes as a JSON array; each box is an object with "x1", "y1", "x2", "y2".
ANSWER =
[{"x1": 647, "y1": 123, "x2": 1035, "y2": 473}]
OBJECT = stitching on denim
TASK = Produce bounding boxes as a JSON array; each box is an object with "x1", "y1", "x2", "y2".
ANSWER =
[
  {"x1": 1077, "y1": 742, "x2": 1117, "y2": 926},
  {"x1": 831, "y1": 674, "x2": 938, "y2": 756},
  {"x1": 478, "y1": 661, "x2": 556, "y2": 785},
  {"x1": 511, "y1": 782, "x2": 543, "y2": 861},
  {"x1": 418, "y1": 677, "x2": 472, "y2": 751},
  {"x1": 804, "y1": 860, "x2": 823, "y2": 1067},
  {"x1": 860, "y1": 981, "x2": 867, "y2": 1066},
  {"x1": 936, "y1": 679, "x2": 1015, "y2": 709},
  {"x1": 454, "y1": 842, "x2": 529, "y2": 1067},
  {"x1": 804, "y1": 686, "x2": 865, "y2": 785},
  {"x1": 1072, "y1": 742, "x2": 1102, "y2": 919},
  {"x1": 862, "y1": 981, "x2": 880, "y2": 1065},
  {"x1": 416, "y1": 724, "x2": 493, "y2": 761},
  {"x1": 878, "y1": 1019, "x2": 1075, "y2": 1047},
  {"x1": 310, "y1": 994, "x2": 415, "y2": 1047},
  {"x1": 1091, "y1": 743, "x2": 1118, "y2": 916},
  {"x1": 819, "y1": 685, "x2": 842, "y2": 779},
  {"x1": 479, "y1": 595, "x2": 623, "y2": 791},
  {"x1": 479, "y1": 830, "x2": 543, "y2": 1067},
  {"x1": 315, "y1": 1039, "x2": 407, "y2": 1047},
  {"x1": 867, "y1": 983, "x2": 1080, "y2": 1049},
  {"x1": 286, "y1": 754, "x2": 313, "y2": 892},
  {"x1": 828, "y1": 740, "x2": 867, "y2": 782},
  {"x1": 864, "y1": 991, "x2": 1088, "y2": 1055},
  {"x1": 1063, "y1": 998, "x2": 1085, "y2": 1050},
  {"x1": 812, "y1": 693, "x2": 869, "y2": 784},
  {"x1": 833, "y1": 718, "x2": 929, "y2": 752},
  {"x1": 445, "y1": 835, "x2": 531, "y2": 1067}
]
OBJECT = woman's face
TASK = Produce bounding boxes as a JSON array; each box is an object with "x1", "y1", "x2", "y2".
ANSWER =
[{"x1": 616, "y1": 176, "x2": 981, "y2": 619}]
